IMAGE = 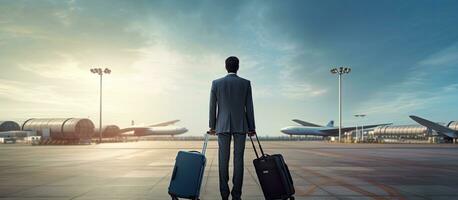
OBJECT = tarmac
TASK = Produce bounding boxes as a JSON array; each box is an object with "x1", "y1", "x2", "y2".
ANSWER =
[{"x1": 0, "y1": 140, "x2": 458, "y2": 200}]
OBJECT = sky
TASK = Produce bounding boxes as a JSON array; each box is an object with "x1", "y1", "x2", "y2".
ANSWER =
[{"x1": 1, "y1": 0, "x2": 458, "y2": 136}]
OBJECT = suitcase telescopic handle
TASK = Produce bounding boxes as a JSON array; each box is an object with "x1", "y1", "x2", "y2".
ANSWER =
[
  {"x1": 202, "y1": 132, "x2": 210, "y2": 155},
  {"x1": 249, "y1": 136, "x2": 259, "y2": 158},
  {"x1": 249, "y1": 134, "x2": 265, "y2": 158}
]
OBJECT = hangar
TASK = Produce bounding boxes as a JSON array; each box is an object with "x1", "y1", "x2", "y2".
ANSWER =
[
  {"x1": 22, "y1": 118, "x2": 94, "y2": 140},
  {"x1": 0, "y1": 121, "x2": 21, "y2": 132}
]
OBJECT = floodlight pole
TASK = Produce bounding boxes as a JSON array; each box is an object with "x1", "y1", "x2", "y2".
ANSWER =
[
  {"x1": 338, "y1": 73, "x2": 342, "y2": 142},
  {"x1": 354, "y1": 114, "x2": 359, "y2": 142},
  {"x1": 331, "y1": 67, "x2": 351, "y2": 143},
  {"x1": 360, "y1": 115, "x2": 366, "y2": 141},
  {"x1": 90, "y1": 68, "x2": 111, "y2": 143},
  {"x1": 354, "y1": 114, "x2": 366, "y2": 142},
  {"x1": 99, "y1": 73, "x2": 103, "y2": 143}
]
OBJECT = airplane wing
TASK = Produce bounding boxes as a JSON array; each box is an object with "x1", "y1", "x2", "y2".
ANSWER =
[
  {"x1": 409, "y1": 115, "x2": 457, "y2": 138},
  {"x1": 292, "y1": 119, "x2": 322, "y2": 127},
  {"x1": 149, "y1": 120, "x2": 180, "y2": 127},
  {"x1": 320, "y1": 123, "x2": 392, "y2": 135}
]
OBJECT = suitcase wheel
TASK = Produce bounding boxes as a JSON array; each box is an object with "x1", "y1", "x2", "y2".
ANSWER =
[
  {"x1": 290, "y1": 197, "x2": 295, "y2": 200},
  {"x1": 171, "y1": 195, "x2": 178, "y2": 200}
]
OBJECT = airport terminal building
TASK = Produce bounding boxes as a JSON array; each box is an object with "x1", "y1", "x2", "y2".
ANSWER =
[{"x1": 345, "y1": 121, "x2": 458, "y2": 143}]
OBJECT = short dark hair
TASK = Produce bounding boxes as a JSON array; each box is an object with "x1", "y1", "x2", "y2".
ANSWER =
[{"x1": 225, "y1": 56, "x2": 239, "y2": 73}]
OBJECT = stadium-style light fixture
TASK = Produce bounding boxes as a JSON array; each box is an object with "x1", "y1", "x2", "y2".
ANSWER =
[
  {"x1": 330, "y1": 66, "x2": 351, "y2": 142},
  {"x1": 354, "y1": 114, "x2": 366, "y2": 142},
  {"x1": 90, "y1": 67, "x2": 111, "y2": 143}
]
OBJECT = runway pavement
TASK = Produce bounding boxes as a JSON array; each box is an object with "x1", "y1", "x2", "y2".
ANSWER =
[{"x1": 0, "y1": 141, "x2": 458, "y2": 200}]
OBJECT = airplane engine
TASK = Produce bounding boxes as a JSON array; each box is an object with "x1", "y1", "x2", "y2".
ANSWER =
[
  {"x1": 133, "y1": 129, "x2": 147, "y2": 136},
  {"x1": 447, "y1": 121, "x2": 458, "y2": 131},
  {"x1": 95, "y1": 125, "x2": 121, "y2": 138}
]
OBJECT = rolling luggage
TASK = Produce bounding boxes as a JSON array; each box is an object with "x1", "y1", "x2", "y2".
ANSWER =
[
  {"x1": 250, "y1": 134, "x2": 295, "y2": 200},
  {"x1": 168, "y1": 133, "x2": 209, "y2": 200}
]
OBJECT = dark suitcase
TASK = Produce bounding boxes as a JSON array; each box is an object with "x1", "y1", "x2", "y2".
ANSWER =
[
  {"x1": 250, "y1": 135, "x2": 295, "y2": 200},
  {"x1": 168, "y1": 134, "x2": 209, "y2": 200}
]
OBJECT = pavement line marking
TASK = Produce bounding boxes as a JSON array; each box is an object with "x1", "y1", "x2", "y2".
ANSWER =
[
  {"x1": 149, "y1": 169, "x2": 173, "y2": 191},
  {"x1": 300, "y1": 166, "x2": 388, "y2": 200},
  {"x1": 365, "y1": 179, "x2": 406, "y2": 200},
  {"x1": 203, "y1": 153, "x2": 215, "y2": 192},
  {"x1": 291, "y1": 169, "x2": 338, "y2": 199},
  {"x1": 6, "y1": 175, "x2": 82, "y2": 197},
  {"x1": 303, "y1": 179, "x2": 332, "y2": 196},
  {"x1": 148, "y1": 161, "x2": 175, "y2": 166},
  {"x1": 301, "y1": 184, "x2": 318, "y2": 196},
  {"x1": 371, "y1": 153, "x2": 457, "y2": 172},
  {"x1": 305, "y1": 148, "x2": 458, "y2": 173},
  {"x1": 300, "y1": 149, "x2": 344, "y2": 158},
  {"x1": 116, "y1": 150, "x2": 154, "y2": 160},
  {"x1": 246, "y1": 166, "x2": 260, "y2": 186},
  {"x1": 296, "y1": 148, "x2": 447, "y2": 199}
]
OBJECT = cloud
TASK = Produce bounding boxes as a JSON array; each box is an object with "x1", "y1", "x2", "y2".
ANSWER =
[
  {"x1": 0, "y1": 78, "x2": 92, "y2": 109},
  {"x1": 418, "y1": 43, "x2": 458, "y2": 67},
  {"x1": 356, "y1": 91, "x2": 438, "y2": 115},
  {"x1": 355, "y1": 43, "x2": 458, "y2": 120},
  {"x1": 19, "y1": 54, "x2": 90, "y2": 81},
  {"x1": 280, "y1": 82, "x2": 327, "y2": 99},
  {"x1": 443, "y1": 83, "x2": 458, "y2": 92},
  {"x1": 274, "y1": 49, "x2": 329, "y2": 99}
]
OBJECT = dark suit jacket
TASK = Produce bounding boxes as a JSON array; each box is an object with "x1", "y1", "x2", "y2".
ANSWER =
[{"x1": 209, "y1": 74, "x2": 255, "y2": 134}]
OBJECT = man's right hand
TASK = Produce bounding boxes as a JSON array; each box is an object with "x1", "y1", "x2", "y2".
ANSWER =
[
  {"x1": 207, "y1": 129, "x2": 216, "y2": 135},
  {"x1": 247, "y1": 131, "x2": 256, "y2": 137}
]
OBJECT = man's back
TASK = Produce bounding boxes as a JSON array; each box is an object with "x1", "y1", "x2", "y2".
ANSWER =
[
  {"x1": 208, "y1": 56, "x2": 255, "y2": 200},
  {"x1": 209, "y1": 74, "x2": 255, "y2": 134}
]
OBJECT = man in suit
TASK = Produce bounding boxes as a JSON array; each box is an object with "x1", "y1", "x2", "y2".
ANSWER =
[{"x1": 208, "y1": 56, "x2": 256, "y2": 200}]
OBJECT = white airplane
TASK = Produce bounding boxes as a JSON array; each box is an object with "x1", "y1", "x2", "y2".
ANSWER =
[
  {"x1": 281, "y1": 119, "x2": 390, "y2": 137},
  {"x1": 118, "y1": 120, "x2": 188, "y2": 137}
]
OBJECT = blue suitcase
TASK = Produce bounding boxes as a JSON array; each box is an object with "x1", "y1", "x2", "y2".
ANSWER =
[{"x1": 168, "y1": 134, "x2": 209, "y2": 200}]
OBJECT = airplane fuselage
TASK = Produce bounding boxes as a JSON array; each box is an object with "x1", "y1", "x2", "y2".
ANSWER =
[
  {"x1": 281, "y1": 121, "x2": 389, "y2": 137},
  {"x1": 281, "y1": 126, "x2": 330, "y2": 136},
  {"x1": 131, "y1": 126, "x2": 188, "y2": 136}
]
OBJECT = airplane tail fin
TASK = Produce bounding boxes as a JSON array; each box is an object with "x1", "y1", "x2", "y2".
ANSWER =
[
  {"x1": 409, "y1": 115, "x2": 457, "y2": 138},
  {"x1": 326, "y1": 120, "x2": 334, "y2": 127}
]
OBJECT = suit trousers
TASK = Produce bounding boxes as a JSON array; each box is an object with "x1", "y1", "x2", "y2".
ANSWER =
[{"x1": 218, "y1": 132, "x2": 246, "y2": 200}]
